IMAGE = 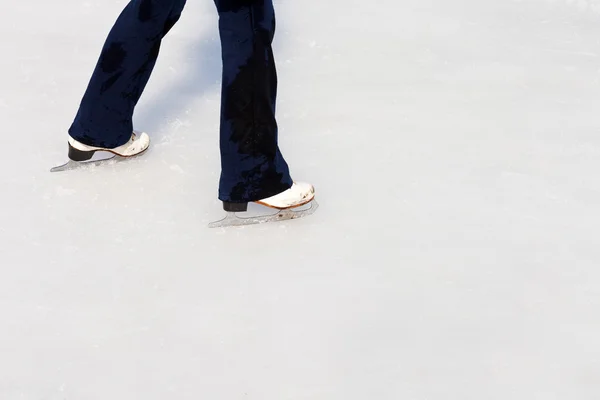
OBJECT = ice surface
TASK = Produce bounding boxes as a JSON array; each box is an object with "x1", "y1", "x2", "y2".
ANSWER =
[{"x1": 1, "y1": 0, "x2": 600, "y2": 399}]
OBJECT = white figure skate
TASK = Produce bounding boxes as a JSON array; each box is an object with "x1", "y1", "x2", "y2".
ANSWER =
[
  {"x1": 50, "y1": 131, "x2": 150, "y2": 172},
  {"x1": 209, "y1": 182, "x2": 318, "y2": 228}
]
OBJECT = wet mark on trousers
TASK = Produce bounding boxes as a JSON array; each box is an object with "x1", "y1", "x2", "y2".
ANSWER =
[
  {"x1": 100, "y1": 42, "x2": 127, "y2": 73},
  {"x1": 222, "y1": 49, "x2": 277, "y2": 157},
  {"x1": 229, "y1": 162, "x2": 288, "y2": 201}
]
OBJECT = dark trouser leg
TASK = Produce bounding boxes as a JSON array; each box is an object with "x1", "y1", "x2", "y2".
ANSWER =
[
  {"x1": 214, "y1": 0, "x2": 293, "y2": 203},
  {"x1": 69, "y1": 0, "x2": 187, "y2": 148}
]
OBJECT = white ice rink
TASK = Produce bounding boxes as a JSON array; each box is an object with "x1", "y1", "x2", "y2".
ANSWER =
[{"x1": 1, "y1": 0, "x2": 600, "y2": 398}]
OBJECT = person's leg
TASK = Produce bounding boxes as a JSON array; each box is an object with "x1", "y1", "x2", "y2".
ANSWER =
[
  {"x1": 69, "y1": 0, "x2": 187, "y2": 149},
  {"x1": 214, "y1": 0, "x2": 293, "y2": 203}
]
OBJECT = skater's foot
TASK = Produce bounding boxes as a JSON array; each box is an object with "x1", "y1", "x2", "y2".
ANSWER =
[
  {"x1": 68, "y1": 131, "x2": 150, "y2": 159},
  {"x1": 50, "y1": 132, "x2": 151, "y2": 172},
  {"x1": 256, "y1": 182, "x2": 316, "y2": 209},
  {"x1": 211, "y1": 182, "x2": 318, "y2": 228},
  {"x1": 222, "y1": 182, "x2": 316, "y2": 212}
]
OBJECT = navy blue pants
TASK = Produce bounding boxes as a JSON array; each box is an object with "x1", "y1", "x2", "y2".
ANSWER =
[{"x1": 69, "y1": 0, "x2": 293, "y2": 203}]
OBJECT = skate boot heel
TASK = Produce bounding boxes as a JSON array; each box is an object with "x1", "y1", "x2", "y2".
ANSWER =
[
  {"x1": 223, "y1": 202, "x2": 248, "y2": 212},
  {"x1": 68, "y1": 143, "x2": 96, "y2": 162}
]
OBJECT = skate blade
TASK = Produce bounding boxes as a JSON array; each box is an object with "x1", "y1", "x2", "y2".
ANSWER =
[
  {"x1": 50, "y1": 156, "x2": 122, "y2": 172},
  {"x1": 208, "y1": 199, "x2": 319, "y2": 228},
  {"x1": 50, "y1": 146, "x2": 149, "y2": 173}
]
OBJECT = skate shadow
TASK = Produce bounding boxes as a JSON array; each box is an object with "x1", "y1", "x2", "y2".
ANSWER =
[{"x1": 133, "y1": 28, "x2": 222, "y2": 141}]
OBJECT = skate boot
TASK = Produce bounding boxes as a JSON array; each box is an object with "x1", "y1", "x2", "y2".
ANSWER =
[
  {"x1": 209, "y1": 182, "x2": 319, "y2": 228},
  {"x1": 51, "y1": 131, "x2": 150, "y2": 172}
]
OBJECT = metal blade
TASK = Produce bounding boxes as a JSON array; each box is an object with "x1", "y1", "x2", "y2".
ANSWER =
[
  {"x1": 208, "y1": 200, "x2": 319, "y2": 228},
  {"x1": 50, "y1": 156, "x2": 124, "y2": 172}
]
